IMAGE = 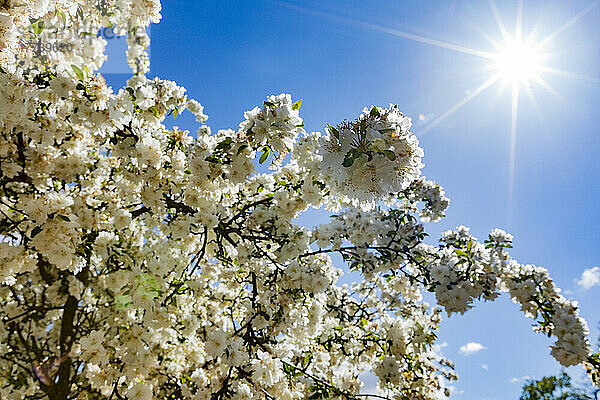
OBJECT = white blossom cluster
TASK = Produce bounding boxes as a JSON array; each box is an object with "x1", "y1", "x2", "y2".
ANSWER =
[
  {"x1": 238, "y1": 93, "x2": 304, "y2": 166},
  {"x1": 0, "y1": 0, "x2": 160, "y2": 77},
  {"x1": 0, "y1": 1, "x2": 598, "y2": 400},
  {"x1": 402, "y1": 178, "x2": 450, "y2": 222},
  {"x1": 502, "y1": 262, "x2": 591, "y2": 367},
  {"x1": 317, "y1": 104, "x2": 424, "y2": 209},
  {"x1": 426, "y1": 226, "x2": 592, "y2": 367}
]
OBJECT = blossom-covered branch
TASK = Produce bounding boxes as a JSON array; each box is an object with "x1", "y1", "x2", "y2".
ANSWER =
[{"x1": 0, "y1": 1, "x2": 598, "y2": 400}]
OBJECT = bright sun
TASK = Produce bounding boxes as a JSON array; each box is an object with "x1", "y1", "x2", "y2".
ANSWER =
[
  {"x1": 492, "y1": 38, "x2": 542, "y2": 85},
  {"x1": 288, "y1": 0, "x2": 599, "y2": 210}
]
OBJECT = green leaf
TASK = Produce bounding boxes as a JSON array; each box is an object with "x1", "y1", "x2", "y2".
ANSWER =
[
  {"x1": 370, "y1": 106, "x2": 380, "y2": 118},
  {"x1": 30, "y1": 226, "x2": 42, "y2": 238},
  {"x1": 125, "y1": 86, "x2": 136, "y2": 102},
  {"x1": 342, "y1": 152, "x2": 355, "y2": 167},
  {"x1": 76, "y1": 4, "x2": 84, "y2": 20},
  {"x1": 114, "y1": 294, "x2": 131, "y2": 310},
  {"x1": 282, "y1": 363, "x2": 295, "y2": 374},
  {"x1": 327, "y1": 123, "x2": 340, "y2": 140},
  {"x1": 259, "y1": 147, "x2": 269, "y2": 164},
  {"x1": 342, "y1": 149, "x2": 361, "y2": 167},
  {"x1": 308, "y1": 392, "x2": 321, "y2": 400},
  {"x1": 59, "y1": 10, "x2": 67, "y2": 27},
  {"x1": 236, "y1": 144, "x2": 248, "y2": 156},
  {"x1": 292, "y1": 99, "x2": 303, "y2": 110},
  {"x1": 454, "y1": 249, "x2": 468, "y2": 257},
  {"x1": 215, "y1": 137, "x2": 233, "y2": 151},
  {"x1": 172, "y1": 107, "x2": 179, "y2": 118},
  {"x1": 137, "y1": 273, "x2": 160, "y2": 299},
  {"x1": 303, "y1": 353, "x2": 311, "y2": 366},
  {"x1": 31, "y1": 19, "x2": 45, "y2": 35},
  {"x1": 71, "y1": 64, "x2": 85, "y2": 81},
  {"x1": 177, "y1": 284, "x2": 189, "y2": 294},
  {"x1": 382, "y1": 150, "x2": 396, "y2": 161}
]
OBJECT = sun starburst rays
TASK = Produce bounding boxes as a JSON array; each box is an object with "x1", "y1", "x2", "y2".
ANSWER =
[
  {"x1": 508, "y1": 82, "x2": 520, "y2": 214},
  {"x1": 274, "y1": 0, "x2": 598, "y2": 211},
  {"x1": 535, "y1": 0, "x2": 600, "y2": 50},
  {"x1": 419, "y1": 74, "x2": 501, "y2": 135},
  {"x1": 380, "y1": 0, "x2": 597, "y2": 211}
]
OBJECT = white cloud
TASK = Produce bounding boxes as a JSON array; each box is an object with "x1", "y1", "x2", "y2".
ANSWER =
[
  {"x1": 577, "y1": 267, "x2": 600, "y2": 290},
  {"x1": 481, "y1": 364, "x2": 488, "y2": 371},
  {"x1": 433, "y1": 341, "x2": 448, "y2": 352},
  {"x1": 446, "y1": 385, "x2": 464, "y2": 396},
  {"x1": 510, "y1": 375, "x2": 530, "y2": 384},
  {"x1": 459, "y1": 342, "x2": 487, "y2": 355}
]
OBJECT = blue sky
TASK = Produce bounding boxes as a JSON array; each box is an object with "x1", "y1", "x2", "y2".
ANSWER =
[{"x1": 102, "y1": 1, "x2": 600, "y2": 398}]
